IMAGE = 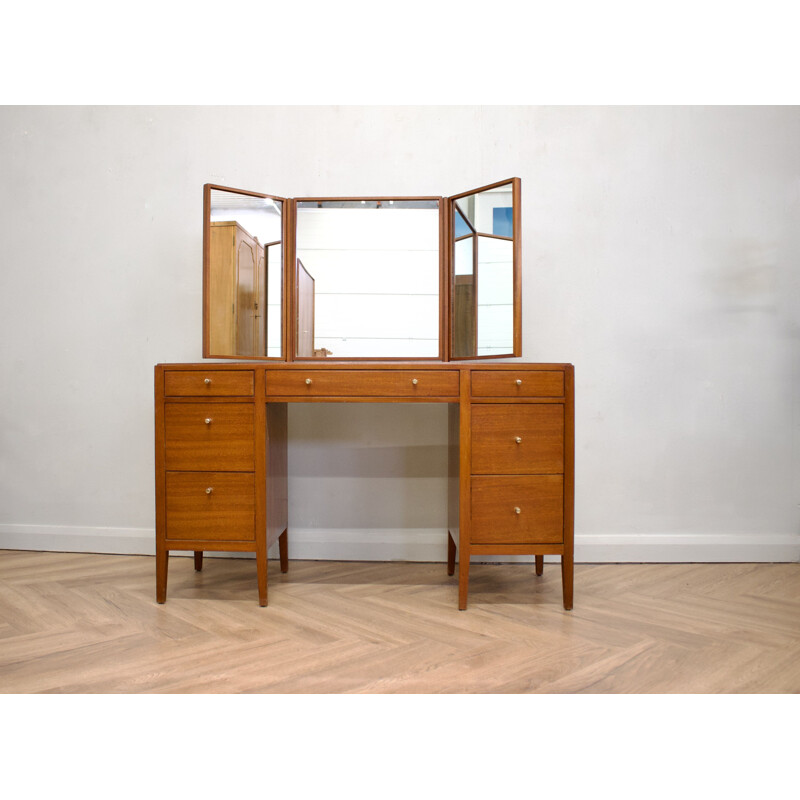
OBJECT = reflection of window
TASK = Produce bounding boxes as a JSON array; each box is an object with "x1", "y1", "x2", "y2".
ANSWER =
[
  {"x1": 454, "y1": 207, "x2": 471, "y2": 237},
  {"x1": 493, "y1": 207, "x2": 512, "y2": 238}
]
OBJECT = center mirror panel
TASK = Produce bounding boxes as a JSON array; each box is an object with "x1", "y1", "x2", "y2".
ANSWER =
[
  {"x1": 205, "y1": 187, "x2": 284, "y2": 358},
  {"x1": 294, "y1": 199, "x2": 442, "y2": 359}
]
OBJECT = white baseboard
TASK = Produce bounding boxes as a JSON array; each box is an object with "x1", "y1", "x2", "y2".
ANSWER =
[
  {"x1": 1, "y1": 524, "x2": 798, "y2": 563},
  {"x1": 573, "y1": 533, "x2": 800, "y2": 563},
  {"x1": 0, "y1": 524, "x2": 156, "y2": 555}
]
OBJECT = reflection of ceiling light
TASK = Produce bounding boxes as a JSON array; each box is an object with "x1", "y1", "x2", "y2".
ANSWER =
[{"x1": 361, "y1": 200, "x2": 366, "y2": 204}]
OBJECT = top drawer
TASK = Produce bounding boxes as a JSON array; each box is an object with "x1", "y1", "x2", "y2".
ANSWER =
[
  {"x1": 265, "y1": 369, "x2": 459, "y2": 398},
  {"x1": 164, "y1": 370, "x2": 254, "y2": 397},
  {"x1": 471, "y1": 370, "x2": 564, "y2": 398}
]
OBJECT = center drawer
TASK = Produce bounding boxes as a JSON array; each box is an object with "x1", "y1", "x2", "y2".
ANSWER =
[
  {"x1": 164, "y1": 403, "x2": 254, "y2": 471},
  {"x1": 471, "y1": 404, "x2": 564, "y2": 474},
  {"x1": 265, "y1": 370, "x2": 459, "y2": 398}
]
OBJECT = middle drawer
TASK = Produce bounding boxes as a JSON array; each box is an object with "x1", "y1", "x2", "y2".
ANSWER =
[
  {"x1": 265, "y1": 370, "x2": 459, "y2": 398},
  {"x1": 471, "y1": 404, "x2": 564, "y2": 475},
  {"x1": 164, "y1": 403, "x2": 254, "y2": 471}
]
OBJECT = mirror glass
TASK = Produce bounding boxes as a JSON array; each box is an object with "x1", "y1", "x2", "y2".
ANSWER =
[
  {"x1": 207, "y1": 188, "x2": 283, "y2": 357},
  {"x1": 451, "y1": 182, "x2": 515, "y2": 357},
  {"x1": 294, "y1": 199, "x2": 440, "y2": 358}
]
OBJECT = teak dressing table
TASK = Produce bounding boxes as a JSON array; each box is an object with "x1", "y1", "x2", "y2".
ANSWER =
[
  {"x1": 154, "y1": 179, "x2": 575, "y2": 610},
  {"x1": 154, "y1": 361, "x2": 574, "y2": 609}
]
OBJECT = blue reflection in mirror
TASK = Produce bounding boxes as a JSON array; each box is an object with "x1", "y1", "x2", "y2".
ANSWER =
[
  {"x1": 493, "y1": 207, "x2": 512, "y2": 238},
  {"x1": 454, "y1": 206, "x2": 471, "y2": 237}
]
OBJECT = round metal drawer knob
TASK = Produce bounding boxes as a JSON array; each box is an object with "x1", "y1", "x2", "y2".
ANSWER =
[
  {"x1": 515, "y1": 379, "x2": 522, "y2": 386},
  {"x1": 205, "y1": 418, "x2": 212, "y2": 425},
  {"x1": 305, "y1": 378, "x2": 313, "y2": 385},
  {"x1": 514, "y1": 507, "x2": 521, "y2": 514},
  {"x1": 515, "y1": 436, "x2": 522, "y2": 444},
  {"x1": 206, "y1": 487, "x2": 213, "y2": 495},
  {"x1": 411, "y1": 378, "x2": 418, "y2": 385},
  {"x1": 204, "y1": 378, "x2": 211, "y2": 385}
]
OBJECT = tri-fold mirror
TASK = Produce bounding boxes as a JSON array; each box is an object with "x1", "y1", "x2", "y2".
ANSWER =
[{"x1": 203, "y1": 178, "x2": 520, "y2": 361}]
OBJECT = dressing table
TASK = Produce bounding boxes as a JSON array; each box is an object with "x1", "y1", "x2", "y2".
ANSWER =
[{"x1": 154, "y1": 179, "x2": 575, "y2": 610}]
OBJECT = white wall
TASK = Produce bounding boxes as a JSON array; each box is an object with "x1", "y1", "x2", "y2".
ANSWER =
[{"x1": 1, "y1": 106, "x2": 798, "y2": 562}]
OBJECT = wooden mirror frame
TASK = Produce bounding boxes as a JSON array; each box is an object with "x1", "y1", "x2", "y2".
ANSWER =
[
  {"x1": 203, "y1": 178, "x2": 521, "y2": 362},
  {"x1": 289, "y1": 195, "x2": 446, "y2": 362},
  {"x1": 448, "y1": 178, "x2": 521, "y2": 360},
  {"x1": 203, "y1": 184, "x2": 289, "y2": 360}
]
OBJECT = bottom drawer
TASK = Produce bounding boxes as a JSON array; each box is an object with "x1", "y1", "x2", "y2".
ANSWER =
[
  {"x1": 166, "y1": 472, "x2": 255, "y2": 541},
  {"x1": 471, "y1": 475, "x2": 563, "y2": 544}
]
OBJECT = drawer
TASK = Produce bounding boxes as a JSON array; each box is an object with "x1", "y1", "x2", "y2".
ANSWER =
[
  {"x1": 265, "y1": 369, "x2": 459, "y2": 398},
  {"x1": 471, "y1": 404, "x2": 564, "y2": 475},
  {"x1": 165, "y1": 472, "x2": 255, "y2": 541},
  {"x1": 471, "y1": 370, "x2": 564, "y2": 398},
  {"x1": 164, "y1": 403, "x2": 254, "y2": 471},
  {"x1": 165, "y1": 370, "x2": 254, "y2": 397},
  {"x1": 471, "y1": 476, "x2": 564, "y2": 544}
]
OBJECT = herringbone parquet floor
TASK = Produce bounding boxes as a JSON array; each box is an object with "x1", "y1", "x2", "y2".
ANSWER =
[{"x1": 1, "y1": 549, "x2": 797, "y2": 693}]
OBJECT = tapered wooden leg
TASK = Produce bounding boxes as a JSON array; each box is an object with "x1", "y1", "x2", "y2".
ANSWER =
[
  {"x1": 156, "y1": 547, "x2": 168, "y2": 604},
  {"x1": 278, "y1": 529, "x2": 289, "y2": 573},
  {"x1": 535, "y1": 555, "x2": 544, "y2": 576},
  {"x1": 256, "y1": 541, "x2": 268, "y2": 607},
  {"x1": 447, "y1": 531, "x2": 456, "y2": 576},
  {"x1": 458, "y1": 551, "x2": 470, "y2": 610},
  {"x1": 561, "y1": 552, "x2": 573, "y2": 610},
  {"x1": 194, "y1": 551, "x2": 203, "y2": 571}
]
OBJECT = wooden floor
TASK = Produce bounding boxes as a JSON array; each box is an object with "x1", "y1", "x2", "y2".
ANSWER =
[{"x1": 0, "y1": 549, "x2": 798, "y2": 693}]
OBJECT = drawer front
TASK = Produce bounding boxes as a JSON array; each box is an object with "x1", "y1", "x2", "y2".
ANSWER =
[
  {"x1": 265, "y1": 369, "x2": 459, "y2": 398},
  {"x1": 164, "y1": 403, "x2": 254, "y2": 471},
  {"x1": 165, "y1": 472, "x2": 255, "y2": 541},
  {"x1": 471, "y1": 404, "x2": 564, "y2": 474},
  {"x1": 164, "y1": 370, "x2": 254, "y2": 397},
  {"x1": 471, "y1": 476, "x2": 564, "y2": 544},
  {"x1": 471, "y1": 370, "x2": 564, "y2": 398}
]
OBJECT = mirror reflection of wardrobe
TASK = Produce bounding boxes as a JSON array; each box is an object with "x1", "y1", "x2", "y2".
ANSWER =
[
  {"x1": 207, "y1": 188, "x2": 283, "y2": 358},
  {"x1": 296, "y1": 259, "x2": 315, "y2": 358}
]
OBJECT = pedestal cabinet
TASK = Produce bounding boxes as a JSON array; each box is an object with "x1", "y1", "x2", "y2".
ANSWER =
[
  {"x1": 154, "y1": 362, "x2": 573, "y2": 610},
  {"x1": 154, "y1": 366, "x2": 287, "y2": 606},
  {"x1": 457, "y1": 367, "x2": 574, "y2": 610}
]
